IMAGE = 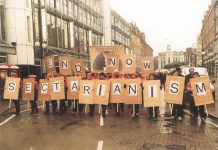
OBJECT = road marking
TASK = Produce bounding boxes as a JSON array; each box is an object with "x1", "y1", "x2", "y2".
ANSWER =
[
  {"x1": 0, "y1": 114, "x2": 15, "y2": 126},
  {"x1": 205, "y1": 121, "x2": 218, "y2": 128},
  {"x1": 97, "y1": 140, "x2": 103, "y2": 150}
]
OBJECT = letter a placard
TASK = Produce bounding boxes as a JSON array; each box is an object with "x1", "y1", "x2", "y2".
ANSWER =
[
  {"x1": 143, "y1": 80, "x2": 162, "y2": 107},
  {"x1": 93, "y1": 80, "x2": 110, "y2": 105},
  {"x1": 79, "y1": 80, "x2": 94, "y2": 104},
  {"x1": 109, "y1": 78, "x2": 125, "y2": 103},
  {"x1": 49, "y1": 77, "x2": 65, "y2": 100},
  {"x1": 190, "y1": 76, "x2": 214, "y2": 106},
  {"x1": 38, "y1": 79, "x2": 50, "y2": 101},
  {"x1": 4, "y1": 77, "x2": 20, "y2": 100},
  {"x1": 121, "y1": 54, "x2": 136, "y2": 74},
  {"x1": 67, "y1": 76, "x2": 81, "y2": 99},
  {"x1": 22, "y1": 78, "x2": 35, "y2": 101},
  {"x1": 59, "y1": 56, "x2": 73, "y2": 76},
  {"x1": 164, "y1": 75, "x2": 184, "y2": 104},
  {"x1": 124, "y1": 79, "x2": 142, "y2": 104}
]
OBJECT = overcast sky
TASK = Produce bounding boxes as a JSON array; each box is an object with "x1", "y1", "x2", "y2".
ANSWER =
[{"x1": 110, "y1": 0, "x2": 211, "y2": 56}]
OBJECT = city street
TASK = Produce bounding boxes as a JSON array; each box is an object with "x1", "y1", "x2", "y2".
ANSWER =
[{"x1": 1, "y1": 108, "x2": 218, "y2": 150}]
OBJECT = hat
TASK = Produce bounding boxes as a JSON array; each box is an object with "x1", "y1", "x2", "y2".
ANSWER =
[{"x1": 28, "y1": 75, "x2": 37, "y2": 78}]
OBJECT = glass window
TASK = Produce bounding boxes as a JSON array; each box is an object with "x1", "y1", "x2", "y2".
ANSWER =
[
  {"x1": 27, "y1": 16, "x2": 32, "y2": 43},
  {"x1": 47, "y1": 13, "x2": 57, "y2": 47},
  {"x1": 33, "y1": 8, "x2": 39, "y2": 42}
]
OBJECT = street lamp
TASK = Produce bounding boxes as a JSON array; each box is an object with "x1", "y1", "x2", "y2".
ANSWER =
[{"x1": 35, "y1": 41, "x2": 47, "y2": 77}]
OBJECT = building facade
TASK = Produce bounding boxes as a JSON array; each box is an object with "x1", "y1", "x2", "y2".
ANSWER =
[
  {"x1": 201, "y1": 0, "x2": 218, "y2": 77},
  {"x1": 158, "y1": 45, "x2": 184, "y2": 69}
]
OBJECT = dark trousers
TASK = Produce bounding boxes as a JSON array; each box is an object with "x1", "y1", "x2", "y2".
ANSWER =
[
  {"x1": 13, "y1": 100, "x2": 20, "y2": 114},
  {"x1": 30, "y1": 100, "x2": 38, "y2": 113},
  {"x1": 45, "y1": 101, "x2": 50, "y2": 113},
  {"x1": 131, "y1": 104, "x2": 139, "y2": 114},
  {"x1": 89, "y1": 104, "x2": 95, "y2": 116},
  {"x1": 172, "y1": 104, "x2": 183, "y2": 117},
  {"x1": 148, "y1": 107, "x2": 158, "y2": 118},
  {"x1": 192, "y1": 105, "x2": 206, "y2": 119},
  {"x1": 67, "y1": 100, "x2": 72, "y2": 107},
  {"x1": 59, "y1": 100, "x2": 67, "y2": 114},
  {"x1": 51, "y1": 100, "x2": 57, "y2": 113}
]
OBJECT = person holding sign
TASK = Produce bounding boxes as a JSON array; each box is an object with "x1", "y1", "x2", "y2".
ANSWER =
[{"x1": 28, "y1": 75, "x2": 39, "y2": 115}]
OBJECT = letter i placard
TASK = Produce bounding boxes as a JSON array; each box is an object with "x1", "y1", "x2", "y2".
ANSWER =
[
  {"x1": 190, "y1": 76, "x2": 214, "y2": 106},
  {"x1": 3, "y1": 77, "x2": 21, "y2": 100}
]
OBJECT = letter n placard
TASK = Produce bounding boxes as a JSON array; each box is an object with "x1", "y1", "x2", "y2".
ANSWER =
[
  {"x1": 49, "y1": 77, "x2": 65, "y2": 100},
  {"x1": 124, "y1": 79, "x2": 142, "y2": 104},
  {"x1": 109, "y1": 78, "x2": 125, "y2": 103},
  {"x1": 38, "y1": 79, "x2": 50, "y2": 101},
  {"x1": 190, "y1": 77, "x2": 214, "y2": 106},
  {"x1": 3, "y1": 77, "x2": 20, "y2": 100},
  {"x1": 58, "y1": 56, "x2": 73, "y2": 76},
  {"x1": 79, "y1": 80, "x2": 94, "y2": 104},
  {"x1": 164, "y1": 75, "x2": 184, "y2": 104},
  {"x1": 67, "y1": 76, "x2": 81, "y2": 100},
  {"x1": 22, "y1": 78, "x2": 35, "y2": 101},
  {"x1": 143, "y1": 80, "x2": 162, "y2": 107},
  {"x1": 93, "y1": 80, "x2": 110, "y2": 105}
]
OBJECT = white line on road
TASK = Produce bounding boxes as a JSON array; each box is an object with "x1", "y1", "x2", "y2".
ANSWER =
[
  {"x1": 205, "y1": 121, "x2": 218, "y2": 128},
  {"x1": 0, "y1": 114, "x2": 15, "y2": 126},
  {"x1": 97, "y1": 140, "x2": 103, "y2": 150}
]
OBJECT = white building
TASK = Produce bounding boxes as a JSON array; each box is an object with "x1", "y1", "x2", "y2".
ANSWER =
[{"x1": 158, "y1": 45, "x2": 184, "y2": 69}]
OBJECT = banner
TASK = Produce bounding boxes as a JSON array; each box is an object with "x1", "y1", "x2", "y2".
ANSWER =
[
  {"x1": 164, "y1": 75, "x2": 185, "y2": 104},
  {"x1": 49, "y1": 77, "x2": 65, "y2": 100},
  {"x1": 109, "y1": 78, "x2": 125, "y2": 103},
  {"x1": 124, "y1": 78, "x2": 142, "y2": 104},
  {"x1": 141, "y1": 56, "x2": 154, "y2": 77},
  {"x1": 3, "y1": 77, "x2": 20, "y2": 100},
  {"x1": 103, "y1": 52, "x2": 120, "y2": 73},
  {"x1": 59, "y1": 56, "x2": 73, "y2": 76},
  {"x1": 190, "y1": 77, "x2": 214, "y2": 106},
  {"x1": 38, "y1": 79, "x2": 50, "y2": 101},
  {"x1": 72, "y1": 58, "x2": 86, "y2": 78},
  {"x1": 45, "y1": 55, "x2": 56, "y2": 73},
  {"x1": 67, "y1": 76, "x2": 81, "y2": 100},
  {"x1": 93, "y1": 80, "x2": 110, "y2": 105},
  {"x1": 79, "y1": 80, "x2": 94, "y2": 104},
  {"x1": 121, "y1": 54, "x2": 136, "y2": 74},
  {"x1": 89, "y1": 45, "x2": 125, "y2": 72},
  {"x1": 143, "y1": 80, "x2": 162, "y2": 107},
  {"x1": 22, "y1": 78, "x2": 35, "y2": 101}
]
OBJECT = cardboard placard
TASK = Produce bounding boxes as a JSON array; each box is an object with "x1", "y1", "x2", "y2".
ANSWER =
[
  {"x1": 22, "y1": 78, "x2": 35, "y2": 101},
  {"x1": 164, "y1": 75, "x2": 185, "y2": 104},
  {"x1": 45, "y1": 55, "x2": 56, "y2": 73},
  {"x1": 38, "y1": 79, "x2": 50, "y2": 101},
  {"x1": 3, "y1": 77, "x2": 20, "y2": 100},
  {"x1": 89, "y1": 45, "x2": 125, "y2": 72},
  {"x1": 79, "y1": 80, "x2": 94, "y2": 104},
  {"x1": 67, "y1": 76, "x2": 81, "y2": 100},
  {"x1": 143, "y1": 80, "x2": 162, "y2": 107},
  {"x1": 72, "y1": 58, "x2": 86, "y2": 78},
  {"x1": 49, "y1": 77, "x2": 65, "y2": 100},
  {"x1": 59, "y1": 56, "x2": 73, "y2": 76},
  {"x1": 103, "y1": 52, "x2": 120, "y2": 73},
  {"x1": 141, "y1": 56, "x2": 154, "y2": 77},
  {"x1": 109, "y1": 78, "x2": 125, "y2": 103},
  {"x1": 190, "y1": 77, "x2": 214, "y2": 106},
  {"x1": 124, "y1": 78, "x2": 142, "y2": 104},
  {"x1": 121, "y1": 54, "x2": 136, "y2": 74},
  {"x1": 93, "y1": 80, "x2": 110, "y2": 105}
]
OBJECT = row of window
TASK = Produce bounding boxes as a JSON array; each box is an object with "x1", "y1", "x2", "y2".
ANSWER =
[
  {"x1": 111, "y1": 29, "x2": 130, "y2": 46},
  {"x1": 111, "y1": 15, "x2": 129, "y2": 35}
]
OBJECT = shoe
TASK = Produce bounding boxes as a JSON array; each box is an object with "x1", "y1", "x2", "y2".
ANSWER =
[
  {"x1": 153, "y1": 118, "x2": 158, "y2": 121},
  {"x1": 201, "y1": 118, "x2": 206, "y2": 122},
  {"x1": 178, "y1": 117, "x2": 182, "y2": 121},
  {"x1": 171, "y1": 116, "x2": 175, "y2": 119}
]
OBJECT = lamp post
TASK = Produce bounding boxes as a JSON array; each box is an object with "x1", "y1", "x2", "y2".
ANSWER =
[{"x1": 35, "y1": 41, "x2": 47, "y2": 77}]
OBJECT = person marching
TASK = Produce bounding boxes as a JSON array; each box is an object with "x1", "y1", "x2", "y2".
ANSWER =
[
  {"x1": 59, "y1": 75, "x2": 67, "y2": 116},
  {"x1": 29, "y1": 75, "x2": 39, "y2": 115},
  {"x1": 88, "y1": 72, "x2": 96, "y2": 117},
  {"x1": 147, "y1": 73, "x2": 159, "y2": 121},
  {"x1": 43, "y1": 73, "x2": 51, "y2": 115}
]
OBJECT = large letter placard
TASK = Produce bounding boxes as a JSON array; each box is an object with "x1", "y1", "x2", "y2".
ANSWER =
[
  {"x1": 143, "y1": 80, "x2": 162, "y2": 107},
  {"x1": 141, "y1": 56, "x2": 154, "y2": 77},
  {"x1": 104, "y1": 52, "x2": 120, "y2": 73},
  {"x1": 67, "y1": 76, "x2": 81, "y2": 99},
  {"x1": 109, "y1": 78, "x2": 125, "y2": 103},
  {"x1": 121, "y1": 54, "x2": 136, "y2": 74},
  {"x1": 93, "y1": 80, "x2": 110, "y2": 105},
  {"x1": 124, "y1": 78, "x2": 142, "y2": 104},
  {"x1": 190, "y1": 77, "x2": 214, "y2": 106},
  {"x1": 22, "y1": 78, "x2": 35, "y2": 101},
  {"x1": 59, "y1": 56, "x2": 73, "y2": 76},
  {"x1": 79, "y1": 80, "x2": 94, "y2": 104},
  {"x1": 38, "y1": 79, "x2": 50, "y2": 101},
  {"x1": 45, "y1": 55, "x2": 56, "y2": 73},
  {"x1": 164, "y1": 75, "x2": 185, "y2": 104},
  {"x1": 3, "y1": 77, "x2": 20, "y2": 100},
  {"x1": 49, "y1": 77, "x2": 65, "y2": 100},
  {"x1": 72, "y1": 58, "x2": 86, "y2": 78}
]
